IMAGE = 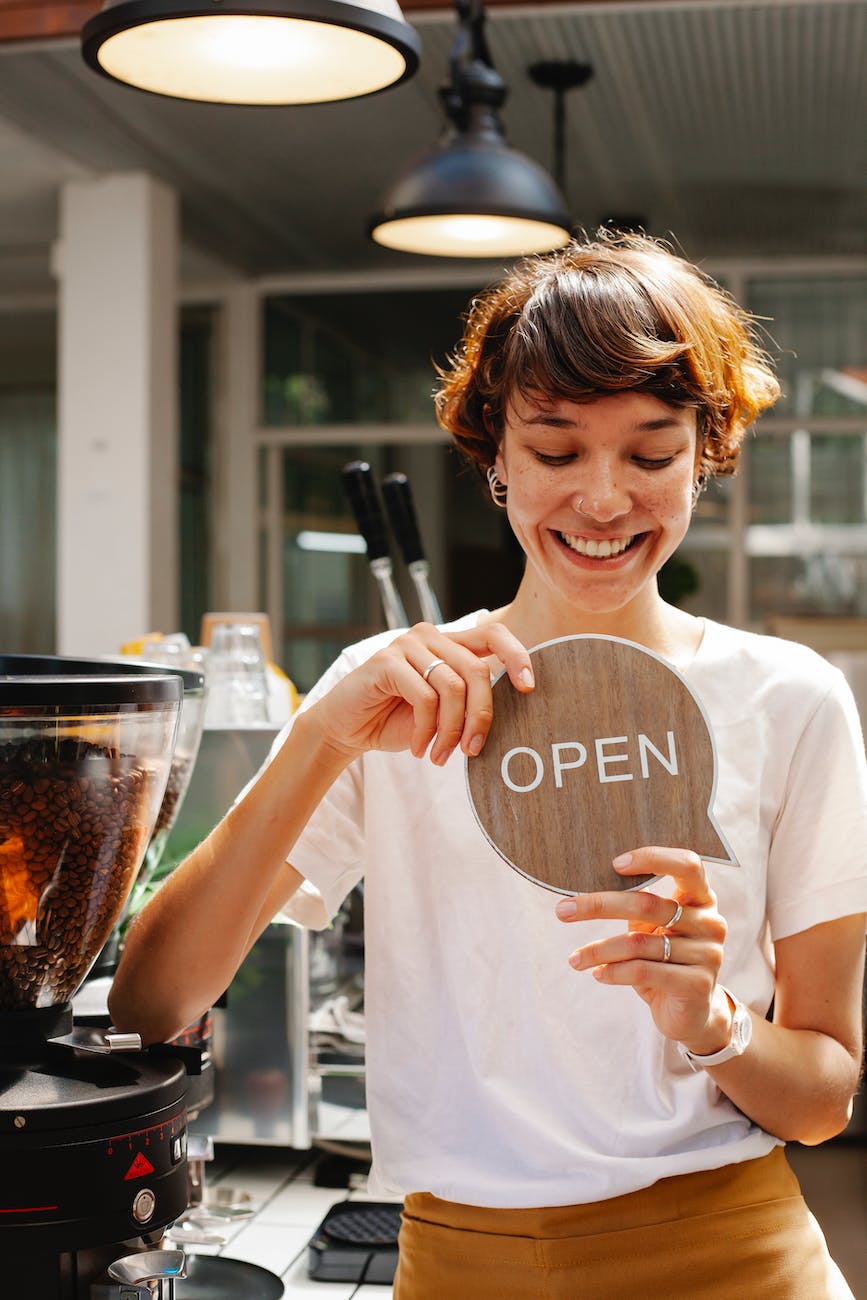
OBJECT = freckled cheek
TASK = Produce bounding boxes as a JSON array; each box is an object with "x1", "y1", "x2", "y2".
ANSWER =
[
  {"x1": 507, "y1": 481, "x2": 554, "y2": 519},
  {"x1": 643, "y1": 483, "x2": 693, "y2": 521}
]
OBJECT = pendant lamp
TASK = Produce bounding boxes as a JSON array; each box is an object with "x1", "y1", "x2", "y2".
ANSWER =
[
  {"x1": 81, "y1": 0, "x2": 421, "y2": 105},
  {"x1": 369, "y1": 0, "x2": 572, "y2": 259}
]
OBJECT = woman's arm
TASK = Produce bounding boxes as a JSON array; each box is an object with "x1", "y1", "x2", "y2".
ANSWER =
[
  {"x1": 559, "y1": 849, "x2": 865, "y2": 1145},
  {"x1": 109, "y1": 619, "x2": 534, "y2": 1044},
  {"x1": 710, "y1": 914, "x2": 865, "y2": 1144},
  {"x1": 108, "y1": 709, "x2": 350, "y2": 1043}
]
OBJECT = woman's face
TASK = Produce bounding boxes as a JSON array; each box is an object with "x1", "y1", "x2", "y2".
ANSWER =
[{"x1": 495, "y1": 389, "x2": 701, "y2": 623}]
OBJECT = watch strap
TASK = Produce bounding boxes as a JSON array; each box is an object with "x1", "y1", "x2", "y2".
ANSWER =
[{"x1": 677, "y1": 988, "x2": 752, "y2": 1071}]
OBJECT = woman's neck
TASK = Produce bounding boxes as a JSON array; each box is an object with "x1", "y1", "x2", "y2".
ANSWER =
[{"x1": 485, "y1": 583, "x2": 704, "y2": 669}]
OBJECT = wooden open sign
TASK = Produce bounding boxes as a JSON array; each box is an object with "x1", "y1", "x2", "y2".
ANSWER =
[{"x1": 466, "y1": 635, "x2": 735, "y2": 894}]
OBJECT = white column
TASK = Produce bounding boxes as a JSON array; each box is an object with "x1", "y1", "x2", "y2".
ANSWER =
[{"x1": 55, "y1": 172, "x2": 179, "y2": 655}]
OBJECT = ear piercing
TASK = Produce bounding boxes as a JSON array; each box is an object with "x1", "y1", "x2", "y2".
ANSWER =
[{"x1": 486, "y1": 466, "x2": 508, "y2": 508}]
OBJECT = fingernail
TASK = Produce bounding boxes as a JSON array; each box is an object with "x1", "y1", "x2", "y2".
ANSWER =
[
  {"x1": 467, "y1": 733, "x2": 484, "y2": 756},
  {"x1": 519, "y1": 667, "x2": 534, "y2": 688},
  {"x1": 568, "y1": 951, "x2": 583, "y2": 969},
  {"x1": 556, "y1": 899, "x2": 578, "y2": 919},
  {"x1": 612, "y1": 853, "x2": 632, "y2": 869}
]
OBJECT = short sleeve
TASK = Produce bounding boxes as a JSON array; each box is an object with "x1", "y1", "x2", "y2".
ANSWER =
[
  {"x1": 268, "y1": 648, "x2": 367, "y2": 929},
  {"x1": 767, "y1": 670, "x2": 867, "y2": 940}
]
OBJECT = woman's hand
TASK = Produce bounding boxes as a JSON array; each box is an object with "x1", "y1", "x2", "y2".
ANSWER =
[
  {"x1": 555, "y1": 847, "x2": 731, "y2": 1052},
  {"x1": 310, "y1": 621, "x2": 535, "y2": 767}
]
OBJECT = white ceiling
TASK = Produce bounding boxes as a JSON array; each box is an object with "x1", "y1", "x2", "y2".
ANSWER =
[{"x1": 0, "y1": 0, "x2": 863, "y2": 301}]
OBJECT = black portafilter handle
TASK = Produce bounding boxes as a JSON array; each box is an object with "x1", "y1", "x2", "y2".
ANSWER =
[
  {"x1": 341, "y1": 461, "x2": 390, "y2": 561},
  {"x1": 381, "y1": 472, "x2": 425, "y2": 566}
]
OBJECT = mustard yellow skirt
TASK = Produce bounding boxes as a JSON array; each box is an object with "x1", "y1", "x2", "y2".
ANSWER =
[{"x1": 393, "y1": 1149, "x2": 853, "y2": 1299}]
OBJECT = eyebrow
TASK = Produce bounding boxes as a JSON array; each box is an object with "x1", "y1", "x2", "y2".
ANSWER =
[
  {"x1": 632, "y1": 416, "x2": 691, "y2": 433},
  {"x1": 519, "y1": 408, "x2": 691, "y2": 434}
]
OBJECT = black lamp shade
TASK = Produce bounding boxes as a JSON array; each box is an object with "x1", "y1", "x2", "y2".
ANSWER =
[
  {"x1": 81, "y1": 0, "x2": 421, "y2": 105},
  {"x1": 369, "y1": 132, "x2": 573, "y2": 258}
]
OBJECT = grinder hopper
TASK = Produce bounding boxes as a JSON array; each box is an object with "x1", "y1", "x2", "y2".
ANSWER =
[{"x1": 0, "y1": 660, "x2": 181, "y2": 1035}]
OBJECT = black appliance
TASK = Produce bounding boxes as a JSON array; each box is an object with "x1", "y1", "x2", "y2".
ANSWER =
[
  {"x1": 308, "y1": 1200, "x2": 401, "y2": 1284},
  {"x1": 0, "y1": 657, "x2": 195, "y2": 1298}
]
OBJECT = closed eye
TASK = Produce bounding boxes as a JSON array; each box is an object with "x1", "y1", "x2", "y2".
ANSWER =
[
  {"x1": 633, "y1": 455, "x2": 676, "y2": 469},
  {"x1": 533, "y1": 451, "x2": 576, "y2": 466}
]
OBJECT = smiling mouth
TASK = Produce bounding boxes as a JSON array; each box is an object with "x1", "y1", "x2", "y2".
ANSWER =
[{"x1": 556, "y1": 532, "x2": 639, "y2": 558}]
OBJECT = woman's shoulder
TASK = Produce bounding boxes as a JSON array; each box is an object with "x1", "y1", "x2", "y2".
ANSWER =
[{"x1": 695, "y1": 618, "x2": 850, "y2": 713}]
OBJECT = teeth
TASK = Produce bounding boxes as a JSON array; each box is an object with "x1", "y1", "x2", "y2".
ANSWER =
[{"x1": 559, "y1": 533, "x2": 634, "y2": 558}]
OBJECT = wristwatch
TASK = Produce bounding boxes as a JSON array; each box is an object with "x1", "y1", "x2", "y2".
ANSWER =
[{"x1": 678, "y1": 988, "x2": 752, "y2": 1071}]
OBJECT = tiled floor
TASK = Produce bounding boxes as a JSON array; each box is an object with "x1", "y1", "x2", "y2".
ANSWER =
[{"x1": 168, "y1": 1139, "x2": 866, "y2": 1299}]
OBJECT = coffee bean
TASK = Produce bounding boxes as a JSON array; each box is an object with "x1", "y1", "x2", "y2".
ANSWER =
[{"x1": 0, "y1": 738, "x2": 156, "y2": 1011}]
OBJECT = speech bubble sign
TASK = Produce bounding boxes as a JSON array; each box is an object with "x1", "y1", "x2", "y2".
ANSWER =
[{"x1": 466, "y1": 634, "x2": 736, "y2": 894}]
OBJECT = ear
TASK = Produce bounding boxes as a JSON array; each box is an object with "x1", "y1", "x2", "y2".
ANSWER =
[
  {"x1": 483, "y1": 403, "x2": 506, "y2": 482},
  {"x1": 493, "y1": 448, "x2": 506, "y2": 485}
]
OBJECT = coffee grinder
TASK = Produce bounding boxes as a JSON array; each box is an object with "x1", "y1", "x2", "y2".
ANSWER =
[{"x1": 0, "y1": 658, "x2": 190, "y2": 1297}]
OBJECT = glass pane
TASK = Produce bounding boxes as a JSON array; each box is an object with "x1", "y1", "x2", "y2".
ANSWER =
[
  {"x1": 179, "y1": 306, "x2": 214, "y2": 641},
  {"x1": 0, "y1": 389, "x2": 56, "y2": 652},
  {"x1": 263, "y1": 289, "x2": 473, "y2": 427},
  {"x1": 273, "y1": 440, "x2": 520, "y2": 693},
  {"x1": 278, "y1": 442, "x2": 428, "y2": 690},
  {"x1": 0, "y1": 309, "x2": 56, "y2": 653},
  {"x1": 747, "y1": 276, "x2": 867, "y2": 419},
  {"x1": 690, "y1": 472, "x2": 731, "y2": 528},
  {"x1": 668, "y1": 547, "x2": 729, "y2": 624},
  {"x1": 810, "y1": 433, "x2": 867, "y2": 524},
  {"x1": 749, "y1": 553, "x2": 867, "y2": 625},
  {"x1": 748, "y1": 432, "x2": 792, "y2": 524}
]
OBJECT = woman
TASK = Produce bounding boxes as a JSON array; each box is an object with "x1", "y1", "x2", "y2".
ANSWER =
[{"x1": 111, "y1": 233, "x2": 867, "y2": 1298}]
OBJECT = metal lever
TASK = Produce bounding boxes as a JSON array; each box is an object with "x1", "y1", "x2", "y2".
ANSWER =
[
  {"x1": 56, "y1": 1026, "x2": 143, "y2": 1054},
  {"x1": 98, "y1": 1249, "x2": 186, "y2": 1299},
  {"x1": 381, "y1": 472, "x2": 443, "y2": 624},
  {"x1": 341, "y1": 461, "x2": 408, "y2": 630}
]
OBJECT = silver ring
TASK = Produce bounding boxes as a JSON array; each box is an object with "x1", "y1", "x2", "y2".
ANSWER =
[
  {"x1": 666, "y1": 901, "x2": 684, "y2": 930},
  {"x1": 662, "y1": 934, "x2": 672, "y2": 963},
  {"x1": 422, "y1": 658, "x2": 447, "y2": 684},
  {"x1": 576, "y1": 497, "x2": 585, "y2": 512}
]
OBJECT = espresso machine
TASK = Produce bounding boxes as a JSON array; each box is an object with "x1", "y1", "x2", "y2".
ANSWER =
[{"x1": 0, "y1": 657, "x2": 193, "y2": 1297}]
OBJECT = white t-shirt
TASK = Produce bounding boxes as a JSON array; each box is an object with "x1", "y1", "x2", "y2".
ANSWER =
[{"x1": 277, "y1": 614, "x2": 867, "y2": 1208}]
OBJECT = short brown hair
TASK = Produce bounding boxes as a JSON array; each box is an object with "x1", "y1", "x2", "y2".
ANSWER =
[{"x1": 435, "y1": 230, "x2": 780, "y2": 481}]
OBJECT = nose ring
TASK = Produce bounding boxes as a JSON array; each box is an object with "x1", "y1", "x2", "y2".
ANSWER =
[{"x1": 575, "y1": 497, "x2": 585, "y2": 513}]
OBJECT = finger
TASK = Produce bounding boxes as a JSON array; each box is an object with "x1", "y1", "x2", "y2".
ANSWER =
[
  {"x1": 568, "y1": 929, "x2": 721, "y2": 974},
  {"x1": 402, "y1": 625, "x2": 516, "y2": 761},
  {"x1": 378, "y1": 655, "x2": 445, "y2": 759},
  {"x1": 424, "y1": 662, "x2": 472, "y2": 765},
  {"x1": 555, "y1": 888, "x2": 682, "y2": 930},
  {"x1": 444, "y1": 620, "x2": 534, "y2": 695},
  {"x1": 555, "y1": 891, "x2": 690, "y2": 932},
  {"x1": 612, "y1": 847, "x2": 713, "y2": 907},
  {"x1": 403, "y1": 638, "x2": 483, "y2": 764},
  {"x1": 589, "y1": 959, "x2": 716, "y2": 999}
]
